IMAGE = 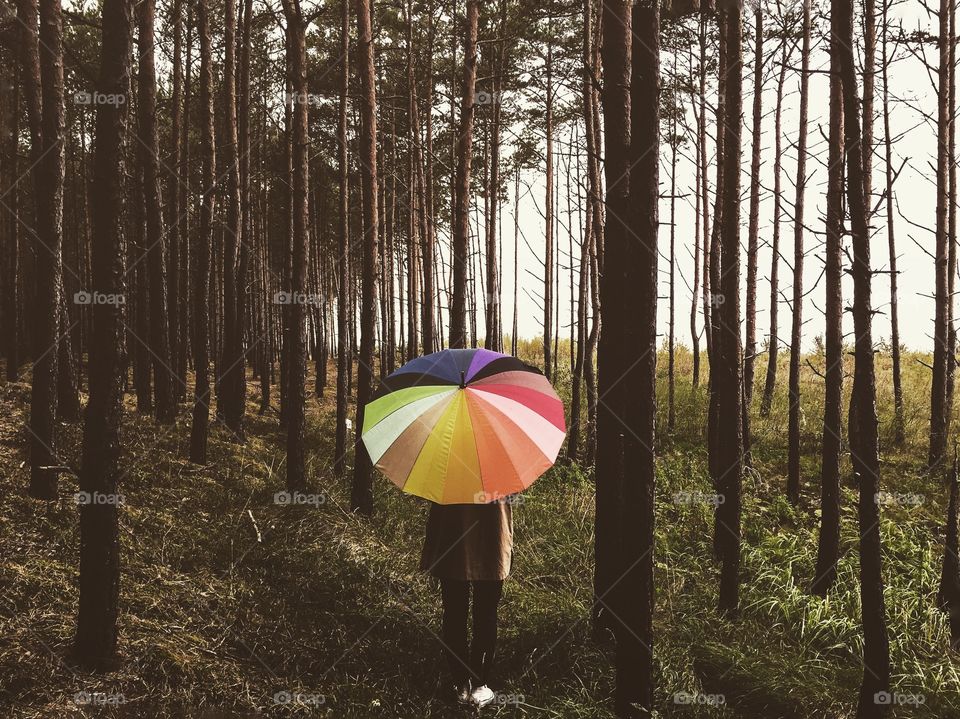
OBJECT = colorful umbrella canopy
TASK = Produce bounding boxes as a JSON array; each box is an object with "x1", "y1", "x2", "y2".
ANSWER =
[{"x1": 361, "y1": 349, "x2": 566, "y2": 504}]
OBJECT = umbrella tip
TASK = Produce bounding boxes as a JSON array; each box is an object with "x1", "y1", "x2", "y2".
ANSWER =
[{"x1": 459, "y1": 370, "x2": 466, "y2": 389}]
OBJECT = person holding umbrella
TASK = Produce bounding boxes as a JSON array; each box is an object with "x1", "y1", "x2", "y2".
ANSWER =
[
  {"x1": 421, "y1": 499, "x2": 512, "y2": 707},
  {"x1": 361, "y1": 348, "x2": 566, "y2": 709}
]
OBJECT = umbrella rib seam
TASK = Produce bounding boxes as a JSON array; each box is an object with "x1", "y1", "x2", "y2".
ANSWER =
[
  {"x1": 398, "y1": 392, "x2": 458, "y2": 495},
  {"x1": 365, "y1": 386, "x2": 455, "y2": 436},
  {"x1": 466, "y1": 389, "x2": 525, "y2": 500}
]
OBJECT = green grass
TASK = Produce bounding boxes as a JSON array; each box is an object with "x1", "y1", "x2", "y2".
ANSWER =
[{"x1": 0, "y1": 345, "x2": 959, "y2": 717}]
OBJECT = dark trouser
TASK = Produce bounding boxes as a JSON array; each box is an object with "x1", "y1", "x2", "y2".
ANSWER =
[{"x1": 439, "y1": 578, "x2": 503, "y2": 687}]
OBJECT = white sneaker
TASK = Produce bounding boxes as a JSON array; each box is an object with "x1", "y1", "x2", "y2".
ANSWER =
[{"x1": 470, "y1": 685, "x2": 495, "y2": 709}]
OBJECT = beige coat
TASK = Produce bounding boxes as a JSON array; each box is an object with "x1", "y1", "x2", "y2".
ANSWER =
[{"x1": 420, "y1": 502, "x2": 513, "y2": 581}]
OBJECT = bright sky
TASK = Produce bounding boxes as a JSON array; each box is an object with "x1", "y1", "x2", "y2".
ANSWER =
[
  {"x1": 469, "y1": 1, "x2": 952, "y2": 353},
  {"x1": 117, "y1": 0, "x2": 949, "y2": 354}
]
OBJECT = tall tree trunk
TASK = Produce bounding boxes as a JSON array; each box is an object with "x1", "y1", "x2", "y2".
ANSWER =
[
  {"x1": 220, "y1": 0, "x2": 244, "y2": 438},
  {"x1": 2, "y1": 57, "x2": 19, "y2": 382},
  {"x1": 862, "y1": 0, "x2": 875, "y2": 219},
  {"x1": 698, "y1": 14, "x2": 712, "y2": 364},
  {"x1": 690, "y1": 40, "x2": 701, "y2": 389},
  {"x1": 385, "y1": 115, "x2": 398, "y2": 373},
  {"x1": 17, "y1": 0, "x2": 63, "y2": 500},
  {"x1": 350, "y1": 0, "x2": 380, "y2": 515},
  {"x1": 334, "y1": 0, "x2": 351, "y2": 475},
  {"x1": 238, "y1": 0, "x2": 254, "y2": 420},
  {"x1": 595, "y1": 0, "x2": 630, "y2": 641},
  {"x1": 744, "y1": 3, "x2": 763, "y2": 410},
  {"x1": 137, "y1": 0, "x2": 175, "y2": 424},
  {"x1": 279, "y1": 74, "x2": 292, "y2": 428},
  {"x1": 44, "y1": 0, "x2": 79, "y2": 424},
  {"x1": 938, "y1": 457, "x2": 960, "y2": 649},
  {"x1": 709, "y1": 12, "x2": 727, "y2": 557},
  {"x1": 405, "y1": 1, "x2": 420, "y2": 361},
  {"x1": 484, "y1": 1, "x2": 505, "y2": 353},
  {"x1": 178, "y1": 1, "x2": 193, "y2": 396},
  {"x1": 881, "y1": 0, "x2": 903, "y2": 444},
  {"x1": 447, "y1": 0, "x2": 458, "y2": 350},
  {"x1": 570, "y1": 0, "x2": 595, "y2": 464},
  {"x1": 543, "y1": 31, "x2": 554, "y2": 379},
  {"x1": 837, "y1": 0, "x2": 892, "y2": 706},
  {"x1": 167, "y1": 0, "x2": 185, "y2": 402},
  {"x1": 57, "y1": 289, "x2": 80, "y2": 420},
  {"x1": 946, "y1": 0, "x2": 958, "y2": 427},
  {"x1": 569, "y1": 179, "x2": 590, "y2": 462},
  {"x1": 132, "y1": 207, "x2": 151, "y2": 415},
  {"x1": 583, "y1": 0, "x2": 602, "y2": 463},
  {"x1": 74, "y1": 0, "x2": 131, "y2": 667},
  {"x1": 512, "y1": 168, "x2": 519, "y2": 357},
  {"x1": 761, "y1": 39, "x2": 789, "y2": 416},
  {"x1": 668, "y1": 78, "x2": 677, "y2": 433},
  {"x1": 787, "y1": 0, "x2": 810, "y2": 506},
  {"x1": 612, "y1": 0, "x2": 659, "y2": 714},
  {"x1": 707, "y1": 9, "x2": 726, "y2": 517},
  {"x1": 812, "y1": 17, "x2": 844, "y2": 597},
  {"x1": 930, "y1": 0, "x2": 952, "y2": 469},
  {"x1": 189, "y1": 0, "x2": 216, "y2": 464},
  {"x1": 449, "y1": 0, "x2": 479, "y2": 350},
  {"x1": 421, "y1": 1, "x2": 436, "y2": 354},
  {"x1": 280, "y1": 0, "x2": 309, "y2": 492},
  {"x1": 716, "y1": 0, "x2": 744, "y2": 615},
  {"x1": 396, "y1": 166, "x2": 405, "y2": 362},
  {"x1": 210, "y1": 221, "x2": 220, "y2": 418},
  {"x1": 469, "y1": 207, "x2": 479, "y2": 347},
  {"x1": 259, "y1": 145, "x2": 273, "y2": 414}
]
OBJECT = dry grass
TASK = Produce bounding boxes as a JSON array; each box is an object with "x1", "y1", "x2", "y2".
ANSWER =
[{"x1": 0, "y1": 347, "x2": 958, "y2": 717}]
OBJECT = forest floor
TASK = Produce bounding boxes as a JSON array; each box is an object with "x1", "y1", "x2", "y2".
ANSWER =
[{"x1": 1, "y1": 346, "x2": 959, "y2": 718}]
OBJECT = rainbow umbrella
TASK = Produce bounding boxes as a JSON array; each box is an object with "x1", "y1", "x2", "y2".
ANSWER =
[{"x1": 361, "y1": 349, "x2": 566, "y2": 504}]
